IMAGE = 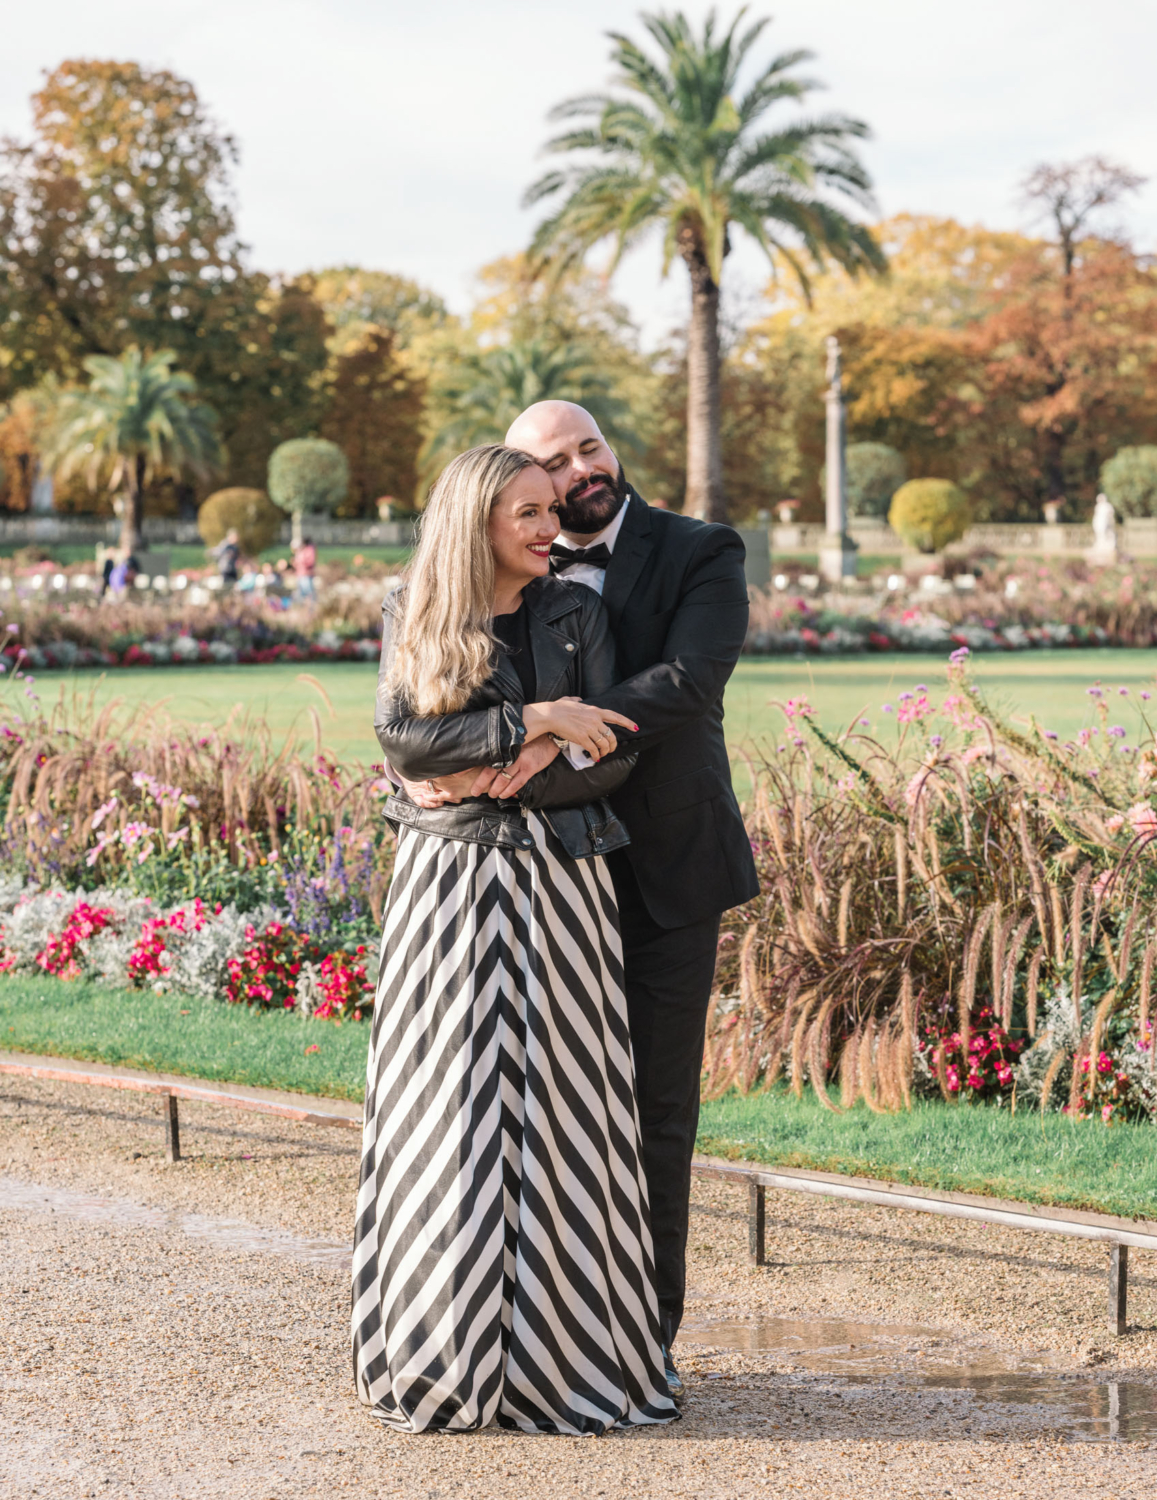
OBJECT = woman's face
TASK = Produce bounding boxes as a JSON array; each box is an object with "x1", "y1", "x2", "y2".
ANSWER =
[{"x1": 488, "y1": 466, "x2": 559, "y2": 588}]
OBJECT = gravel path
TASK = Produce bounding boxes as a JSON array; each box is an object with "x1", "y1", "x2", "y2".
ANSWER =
[{"x1": 3, "y1": 1077, "x2": 1157, "y2": 1498}]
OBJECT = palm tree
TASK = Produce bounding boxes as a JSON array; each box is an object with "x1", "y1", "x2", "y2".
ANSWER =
[
  {"x1": 43, "y1": 347, "x2": 221, "y2": 553},
  {"x1": 525, "y1": 7, "x2": 885, "y2": 522},
  {"x1": 422, "y1": 336, "x2": 629, "y2": 474}
]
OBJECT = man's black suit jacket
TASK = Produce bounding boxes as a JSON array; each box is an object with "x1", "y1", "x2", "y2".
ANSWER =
[{"x1": 585, "y1": 490, "x2": 759, "y2": 929}]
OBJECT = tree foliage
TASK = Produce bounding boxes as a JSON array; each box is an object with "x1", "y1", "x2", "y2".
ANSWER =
[
  {"x1": 41, "y1": 347, "x2": 220, "y2": 551},
  {"x1": 1101, "y1": 446, "x2": 1157, "y2": 519},
  {"x1": 525, "y1": 7, "x2": 882, "y2": 521},
  {"x1": 268, "y1": 438, "x2": 349, "y2": 547},
  {"x1": 844, "y1": 442, "x2": 907, "y2": 518},
  {"x1": 320, "y1": 330, "x2": 424, "y2": 514}
]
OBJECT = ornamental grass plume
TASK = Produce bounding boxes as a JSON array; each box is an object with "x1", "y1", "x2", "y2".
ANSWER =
[
  {"x1": 707, "y1": 653, "x2": 1157, "y2": 1121},
  {"x1": 0, "y1": 684, "x2": 394, "y2": 918}
]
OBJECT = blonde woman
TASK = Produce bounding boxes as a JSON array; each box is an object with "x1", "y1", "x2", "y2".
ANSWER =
[{"x1": 352, "y1": 445, "x2": 677, "y2": 1435}]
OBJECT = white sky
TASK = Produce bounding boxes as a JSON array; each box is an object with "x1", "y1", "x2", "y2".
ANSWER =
[{"x1": 2, "y1": 0, "x2": 1155, "y2": 344}]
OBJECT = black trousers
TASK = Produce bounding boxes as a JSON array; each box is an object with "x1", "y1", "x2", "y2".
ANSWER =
[{"x1": 608, "y1": 852, "x2": 720, "y2": 1349}]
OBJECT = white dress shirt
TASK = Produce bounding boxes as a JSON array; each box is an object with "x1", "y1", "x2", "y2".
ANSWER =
[
  {"x1": 549, "y1": 501, "x2": 628, "y2": 597},
  {"x1": 550, "y1": 500, "x2": 629, "y2": 767}
]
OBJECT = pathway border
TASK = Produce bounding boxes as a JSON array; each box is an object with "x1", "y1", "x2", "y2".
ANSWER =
[{"x1": 3, "y1": 1048, "x2": 1154, "y2": 1334}]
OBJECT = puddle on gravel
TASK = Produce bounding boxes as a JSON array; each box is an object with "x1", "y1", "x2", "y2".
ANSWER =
[
  {"x1": 681, "y1": 1316, "x2": 1157, "y2": 1441},
  {"x1": 0, "y1": 1175, "x2": 352, "y2": 1269}
]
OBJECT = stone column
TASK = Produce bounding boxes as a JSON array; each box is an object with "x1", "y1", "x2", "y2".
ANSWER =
[{"x1": 818, "y1": 335, "x2": 857, "y2": 582}]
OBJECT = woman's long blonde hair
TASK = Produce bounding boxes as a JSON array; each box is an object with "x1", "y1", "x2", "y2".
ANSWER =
[{"x1": 387, "y1": 444, "x2": 540, "y2": 715}]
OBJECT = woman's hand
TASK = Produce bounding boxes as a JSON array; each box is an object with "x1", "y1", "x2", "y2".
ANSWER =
[{"x1": 522, "y1": 697, "x2": 637, "y2": 762}]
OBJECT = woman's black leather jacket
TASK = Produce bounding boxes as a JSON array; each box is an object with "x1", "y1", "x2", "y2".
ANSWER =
[{"x1": 374, "y1": 575, "x2": 637, "y2": 860}]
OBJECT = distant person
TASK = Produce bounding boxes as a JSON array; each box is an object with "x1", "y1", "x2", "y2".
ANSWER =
[
  {"x1": 99, "y1": 548, "x2": 115, "y2": 598},
  {"x1": 213, "y1": 529, "x2": 241, "y2": 588},
  {"x1": 293, "y1": 536, "x2": 317, "y2": 601},
  {"x1": 107, "y1": 550, "x2": 140, "y2": 599}
]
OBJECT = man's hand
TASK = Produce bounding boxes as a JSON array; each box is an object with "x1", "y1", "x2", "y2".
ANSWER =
[
  {"x1": 398, "y1": 772, "x2": 463, "y2": 809},
  {"x1": 486, "y1": 736, "x2": 561, "y2": 799}
]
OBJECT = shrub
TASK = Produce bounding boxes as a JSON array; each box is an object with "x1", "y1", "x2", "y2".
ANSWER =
[
  {"x1": 197, "y1": 487, "x2": 284, "y2": 555},
  {"x1": 889, "y1": 478, "x2": 970, "y2": 553},
  {"x1": 845, "y1": 443, "x2": 908, "y2": 519},
  {"x1": 1100, "y1": 446, "x2": 1157, "y2": 519},
  {"x1": 268, "y1": 439, "x2": 349, "y2": 547}
]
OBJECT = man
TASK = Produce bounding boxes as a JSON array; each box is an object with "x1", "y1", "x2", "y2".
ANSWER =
[{"x1": 404, "y1": 402, "x2": 758, "y2": 1398}]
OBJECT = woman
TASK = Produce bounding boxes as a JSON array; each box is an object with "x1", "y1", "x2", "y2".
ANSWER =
[{"x1": 352, "y1": 445, "x2": 677, "y2": 1435}]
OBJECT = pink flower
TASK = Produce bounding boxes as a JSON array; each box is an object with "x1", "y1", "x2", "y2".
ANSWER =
[
  {"x1": 783, "y1": 697, "x2": 814, "y2": 721},
  {"x1": 1127, "y1": 802, "x2": 1157, "y2": 838},
  {"x1": 1106, "y1": 814, "x2": 1125, "y2": 833},
  {"x1": 1091, "y1": 870, "x2": 1114, "y2": 900},
  {"x1": 1102, "y1": 1104, "x2": 1114, "y2": 1123}
]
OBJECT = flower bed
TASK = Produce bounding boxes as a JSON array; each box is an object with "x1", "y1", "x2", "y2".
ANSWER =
[
  {"x1": 747, "y1": 560, "x2": 1157, "y2": 655},
  {"x1": 0, "y1": 590, "x2": 387, "y2": 673},
  {"x1": 0, "y1": 879, "x2": 375, "y2": 1021}
]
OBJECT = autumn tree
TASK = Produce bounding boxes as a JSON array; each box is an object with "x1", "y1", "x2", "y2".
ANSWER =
[
  {"x1": 0, "y1": 61, "x2": 330, "y2": 505},
  {"x1": 320, "y1": 330, "x2": 424, "y2": 514}
]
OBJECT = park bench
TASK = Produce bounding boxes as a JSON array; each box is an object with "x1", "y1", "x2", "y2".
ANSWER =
[{"x1": 3, "y1": 1049, "x2": 1155, "y2": 1335}]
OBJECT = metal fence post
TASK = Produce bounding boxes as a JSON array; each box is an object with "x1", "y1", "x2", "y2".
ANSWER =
[
  {"x1": 163, "y1": 1093, "x2": 181, "y2": 1163},
  {"x1": 748, "y1": 1181, "x2": 766, "y2": 1266},
  {"x1": 1110, "y1": 1244, "x2": 1128, "y2": 1335}
]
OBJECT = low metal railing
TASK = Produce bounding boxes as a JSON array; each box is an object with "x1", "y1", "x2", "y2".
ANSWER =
[{"x1": 3, "y1": 1050, "x2": 1153, "y2": 1335}]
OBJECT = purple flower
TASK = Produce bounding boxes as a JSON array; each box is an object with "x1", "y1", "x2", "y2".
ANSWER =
[
  {"x1": 4, "y1": 623, "x2": 17, "y2": 634},
  {"x1": 882, "y1": 703, "x2": 894, "y2": 714},
  {"x1": 949, "y1": 647, "x2": 970, "y2": 665},
  {"x1": 1045, "y1": 730, "x2": 1058, "y2": 740},
  {"x1": 1143, "y1": 692, "x2": 1152, "y2": 702},
  {"x1": 1109, "y1": 726, "x2": 1127, "y2": 739},
  {"x1": 1119, "y1": 687, "x2": 1129, "y2": 696},
  {"x1": 1088, "y1": 686, "x2": 1104, "y2": 698},
  {"x1": 899, "y1": 691, "x2": 913, "y2": 702},
  {"x1": 929, "y1": 734, "x2": 943, "y2": 748}
]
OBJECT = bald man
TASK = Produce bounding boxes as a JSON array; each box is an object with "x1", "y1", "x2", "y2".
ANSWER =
[{"x1": 403, "y1": 403, "x2": 759, "y2": 1396}]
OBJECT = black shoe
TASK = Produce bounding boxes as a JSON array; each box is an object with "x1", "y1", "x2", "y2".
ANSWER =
[{"x1": 662, "y1": 1345, "x2": 685, "y2": 1407}]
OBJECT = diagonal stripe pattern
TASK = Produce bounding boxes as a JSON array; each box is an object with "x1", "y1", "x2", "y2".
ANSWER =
[{"x1": 351, "y1": 812, "x2": 676, "y2": 1434}]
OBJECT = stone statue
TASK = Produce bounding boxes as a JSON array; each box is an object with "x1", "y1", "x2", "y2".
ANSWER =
[
  {"x1": 825, "y1": 334, "x2": 842, "y2": 393},
  {"x1": 1090, "y1": 492, "x2": 1118, "y2": 562}
]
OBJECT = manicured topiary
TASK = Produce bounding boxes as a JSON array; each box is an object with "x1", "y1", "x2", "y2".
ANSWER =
[
  {"x1": 1100, "y1": 446, "x2": 1157, "y2": 519},
  {"x1": 197, "y1": 488, "x2": 284, "y2": 556},
  {"x1": 268, "y1": 438, "x2": 349, "y2": 547},
  {"x1": 846, "y1": 443, "x2": 907, "y2": 519},
  {"x1": 888, "y1": 478, "x2": 970, "y2": 553}
]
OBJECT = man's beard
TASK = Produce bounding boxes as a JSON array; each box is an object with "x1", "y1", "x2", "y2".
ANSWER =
[{"x1": 557, "y1": 463, "x2": 628, "y2": 536}]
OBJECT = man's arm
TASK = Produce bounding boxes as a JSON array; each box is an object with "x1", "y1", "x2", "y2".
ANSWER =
[{"x1": 590, "y1": 527, "x2": 749, "y2": 752}]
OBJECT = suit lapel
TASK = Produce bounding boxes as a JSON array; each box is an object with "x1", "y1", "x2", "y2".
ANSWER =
[{"x1": 600, "y1": 492, "x2": 653, "y2": 631}]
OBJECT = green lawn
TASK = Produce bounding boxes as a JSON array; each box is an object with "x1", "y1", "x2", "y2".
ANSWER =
[
  {"x1": 0, "y1": 976, "x2": 368, "y2": 1102},
  {"x1": 3, "y1": 974, "x2": 1155, "y2": 1219},
  {"x1": 29, "y1": 649, "x2": 1157, "y2": 776},
  {"x1": 698, "y1": 1090, "x2": 1157, "y2": 1221}
]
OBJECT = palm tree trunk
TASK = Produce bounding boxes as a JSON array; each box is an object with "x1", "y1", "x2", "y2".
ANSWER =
[
  {"x1": 680, "y1": 228, "x2": 726, "y2": 523},
  {"x1": 119, "y1": 454, "x2": 146, "y2": 555}
]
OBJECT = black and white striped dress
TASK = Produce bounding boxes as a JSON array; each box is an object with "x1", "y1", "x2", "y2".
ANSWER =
[{"x1": 350, "y1": 809, "x2": 676, "y2": 1434}]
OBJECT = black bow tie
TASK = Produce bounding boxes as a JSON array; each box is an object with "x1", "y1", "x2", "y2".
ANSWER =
[{"x1": 549, "y1": 542, "x2": 612, "y2": 573}]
